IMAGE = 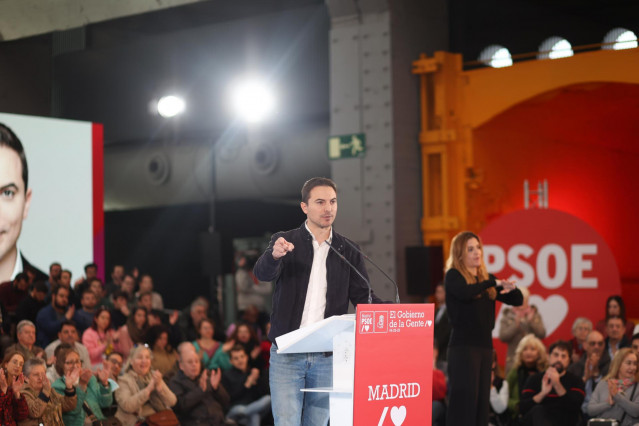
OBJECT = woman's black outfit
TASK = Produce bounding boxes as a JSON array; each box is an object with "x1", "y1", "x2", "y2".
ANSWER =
[{"x1": 445, "y1": 268, "x2": 523, "y2": 426}]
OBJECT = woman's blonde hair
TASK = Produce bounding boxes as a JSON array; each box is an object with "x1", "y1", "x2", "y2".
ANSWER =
[
  {"x1": 124, "y1": 344, "x2": 153, "y2": 373},
  {"x1": 512, "y1": 333, "x2": 548, "y2": 371},
  {"x1": 604, "y1": 347, "x2": 638, "y2": 381},
  {"x1": 445, "y1": 231, "x2": 496, "y2": 300}
]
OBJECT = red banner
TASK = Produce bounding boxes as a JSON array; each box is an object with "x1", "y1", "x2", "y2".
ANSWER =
[
  {"x1": 481, "y1": 209, "x2": 621, "y2": 350},
  {"x1": 354, "y1": 304, "x2": 434, "y2": 426}
]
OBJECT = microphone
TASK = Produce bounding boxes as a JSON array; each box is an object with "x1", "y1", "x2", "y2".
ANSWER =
[
  {"x1": 326, "y1": 240, "x2": 373, "y2": 304},
  {"x1": 342, "y1": 238, "x2": 401, "y2": 304}
]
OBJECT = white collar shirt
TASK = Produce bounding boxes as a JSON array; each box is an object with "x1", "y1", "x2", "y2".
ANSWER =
[
  {"x1": 10, "y1": 248, "x2": 24, "y2": 281},
  {"x1": 300, "y1": 223, "x2": 333, "y2": 328}
]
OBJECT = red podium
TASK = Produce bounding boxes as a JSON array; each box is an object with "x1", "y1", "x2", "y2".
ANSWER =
[{"x1": 275, "y1": 304, "x2": 434, "y2": 426}]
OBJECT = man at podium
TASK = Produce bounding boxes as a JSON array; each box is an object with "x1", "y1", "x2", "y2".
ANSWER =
[{"x1": 254, "y1": 177, "x2": 382, "y2": 426}]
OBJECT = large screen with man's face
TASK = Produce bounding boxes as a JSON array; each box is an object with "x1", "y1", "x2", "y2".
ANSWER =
[{"x1": 0, "y1": 112, "x2": 102, "y2": 283}]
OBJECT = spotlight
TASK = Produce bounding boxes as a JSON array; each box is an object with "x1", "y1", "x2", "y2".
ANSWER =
[
  {"x1": 230, "y1": 78, "x2": 276, "y2": 123},
  {"x1": 157, "y1": 95, "x2": 185, "y2": 118}
]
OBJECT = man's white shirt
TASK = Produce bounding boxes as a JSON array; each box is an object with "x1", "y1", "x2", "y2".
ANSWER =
[{"x1": 300, "y1": 223, "x2": 332, "y2": 328}]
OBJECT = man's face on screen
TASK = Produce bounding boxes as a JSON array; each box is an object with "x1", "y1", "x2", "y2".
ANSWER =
[{"x1": 0, "y1": 146, "x2": 32, "y2": 269}]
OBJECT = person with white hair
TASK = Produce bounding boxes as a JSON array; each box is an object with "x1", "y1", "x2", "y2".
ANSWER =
[
  {"x1": 5, "y1": 320, "x2": 44, "y2": 361},
  {"x1": 569, "y1": 317, "x2": 593, "y2": 363},
  {"x1": 499, "y1": 286, "x2": 546, "y2": 372}
]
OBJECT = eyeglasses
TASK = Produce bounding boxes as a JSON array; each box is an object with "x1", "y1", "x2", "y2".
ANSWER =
[
  {"x1": 589, "y1": 341, "x2": 605, "y2": 346},
  {"x1": 65, "y1": 359, "x2": 82, "y2": 365}
]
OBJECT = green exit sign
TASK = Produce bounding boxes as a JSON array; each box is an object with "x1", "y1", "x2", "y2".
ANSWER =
[{"x1": 328, "y1": 133, "x2": 366, "y2": 160}]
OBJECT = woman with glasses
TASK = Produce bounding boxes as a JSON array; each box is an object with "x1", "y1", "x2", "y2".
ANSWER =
[
  {"x1": 19, "y1": 357, "x2": 78, "y2": 425},
  {"x1": 587, "y1": 347, "x2": 639, "y2": 425},
  {"x1": 51, "y1": 343, "x2": 113, "y2": 426},
  {"x1": 115, "y1": 344, "x2": 177, "y2": 425},
  {"x1": 0, "y1": 350, "x2": 28, "y2": 425}
]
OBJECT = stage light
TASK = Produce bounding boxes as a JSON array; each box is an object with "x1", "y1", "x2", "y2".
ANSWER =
[
  {"x1": 230, "y1": 78, "x2": 276, "y2": 123},
  {"x1": 603, "y1": 28, "x2": 638, "y2": 50},
  {"x1": 157, "y1": 95, "x2": 186, "y2": 118},
  {"x1": 538, "y1": 37, "x2": 573, "y2": 60},
  {"x1": 479, "y1": 45, "x2": 513, "y2": 68}
]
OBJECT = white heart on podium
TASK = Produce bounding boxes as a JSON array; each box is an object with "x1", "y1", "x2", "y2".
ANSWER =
[
  {"x1": 390, "y1": 406, "x2": 406, "y2": 426},
  {"x1": 426, "y1": 320, "x2": 432, "y2": 327},
  {"x1": 364, "y1": 325, "x2": 369, "y2": 332}
]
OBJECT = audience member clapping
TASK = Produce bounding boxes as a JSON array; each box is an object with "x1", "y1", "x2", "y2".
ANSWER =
[
  {"x1": 587, "y1": 347, "x2": 639, "y2": 425},
  {"x1": 136, "y1": 274, "x2": 164, "y2": 310},
  {"x1": 35, "y1": 285, "x2": 75, "y2": 347},
  {"x1": 44, "y1": 320, "x2": 91, "y2": 383},
  {"x1": 519, "y1": 340, "x2": 585, "y2": 426},
  {"x1": 109, "y1": 290, "x2": 130, "y2": 329},
  {"x1": 147, "y1": 325, "x2": 178, "y2": 380},
  {"x1": 114, "y1": 307, "x2": 148, "y2": 358},
  {"x1": 221, "y1": 345, "x2": 271, "y2": 426},
  {"x1": 228, "y1": 323, "x2": 264, "y2": 371},
  {"x1": 82, "y1": 306, "x2": 115, "y2": 368},
  {"x1": 569, "y1": 317, "x2": 592, "y2": 363},
  {"x1": 168, "y1": 342, "x2": 232, "y2": 425},
  {"x1": 114, "y1": 344, "x2": 177, "y2": 425},
  {"x1": 20, "y1": 357, "x2": 77, "y2": 425},
  {"x1": 499, "y1": 286, "x2": 546, "y2": 372},
  {"x1": 193, "y1": 318, "x2": 229, "y2": 371},
  {"x1": 0, "y1": 350, "x2": 28, "y2": 424},
  {"x1": 606, "y1": 316, "x2": 631, "y2": 360},
  {"x1": 72, "y1": 289, "x2": 98, "y2": 335},
  {"x1": 51, "y1": 343, "x2": 113, "y2": 426},
  {"x1": 506, "y1": 334, "x2": 548, "y2": 421}
]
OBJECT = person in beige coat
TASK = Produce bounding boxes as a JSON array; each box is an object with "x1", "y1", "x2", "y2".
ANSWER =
[
  {"x1": 499, "y1": 286, "x2": 546, "y2": 372},
  {"x1": 115, "y1": 345, "x2": 177, "y2": 425}
]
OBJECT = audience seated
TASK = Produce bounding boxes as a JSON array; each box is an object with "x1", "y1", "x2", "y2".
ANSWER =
[
  {"x1": 136, "y1": 274, "x2": 164, "y2": 310},
  {"x1": 44, "y1": 320, "x2": 91, "y2": 382},
  {"x1": 569, "y1": 317, "x2": 592, "y2": 364},
  {"x1": 596, "y1": 295, "x2": 636, "y2": 340},
  {"x1": 5, "y1": 320, "x2": 44, "y2": 362},
  {"x1": 586, "y1": 347, "x2": 639, "y2": 425},
  {"x1": 221, "y1": 345, "x2": 271, "y2": 426},
  {"x1": 0, "y1": 350, "x2": 28, "y2": 425},
  {"x1": 104, "y1": 265, "x2": 124, "y2": 297},
  {"x1": 180, "y1": 299, "x2": 210, "y2": 342},
  {"x1": 519, "y1": 340, "x2": 585, "y2": 426},
  {"x1": 51, "y1": 343, "x2": 113, "y2": 426},
  {"x1": 114, "y1": 344, "x2": 177, "y2": 425},
  {"x1": 82, "y1": 307, "x2": 115, "y2": 368},
  {"x1": 114, "y1": 307, "x2": 149, "y2": 358},
  {"x1": 0, "y1": 273, "x2": 29, "y2": 318},
  {"x1": 147, "y1": 325, "x2": 178, "y2": 380},
  {"x1": 226, "y1": 323, "x2": 264, "y2": 371},
  {"x1": 20, "y1": 357, "x2": 77, "y2": 426},
  {"x1": 506, "y1": 333, "x2": 548, "y2": 421},
  {"x1": 193, "y1": 318, "x2": 231, "y2": 371},
  {"x1": 499, "y1": 286, "x2": 546, "y2": 372},
  {"x1": 606, "y1": 316, "x2": 631, "y2": 360},
  {"x1": 72, "y1": 289, "x2": 98, "y2": 335},
  {"x1": 109, "y1": 290, "x2": 130, "y2": 329},
  {"x1": 15, "y1": 281, "x2": 47, "y2": 324},
  {"x1": 168, "y1": 342, "x2": 232, "y2": 425},
  {"x1": 36, "y1": 285, "x2": 74, "y2": 347},
  {"x1": 431, "y1": 344, "x2": 447, "y2": 426},
  {"x1": 89, "y1": 278, "x2": 112, "y2": 309},
  {"x1": 489, "y1": 351, "x2": 509, "y2": 426}
]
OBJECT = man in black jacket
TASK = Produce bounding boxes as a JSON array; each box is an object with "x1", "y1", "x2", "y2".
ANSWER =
[{"x1": 254, "y1": 177, "x2": 383, "y2": 426}]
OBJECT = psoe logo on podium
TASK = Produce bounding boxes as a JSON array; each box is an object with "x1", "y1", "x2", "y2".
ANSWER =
[
  {"x1": 359, "y1": 312, "x2": 374, "y2": 333},
  {"x1": 374, "y1": 312, "x2": 388, "y2": 333}
]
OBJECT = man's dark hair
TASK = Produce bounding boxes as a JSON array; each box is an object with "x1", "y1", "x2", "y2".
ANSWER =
[
  {"x1": 113, "y1": 289, "x2": 128, "y2": 301},
  {"x1": 632, "y1": 333, "x2": 639, "y2": 343},
  {"x1": 301, "y1": 177, "x2": 337, "y2": 204},
  {"x1": 31, "y1": 281, "x2": 48, "y2": 294},
  {"x1": 52, "y1": 283, "x2": 69, "y2": 296},
  {"x1": 548, "y1": 339, "x2": 572, "y2": 358},
  {"x1": 88, "y1": 277, "x2": 103, "y2": 286},
  {"x1": 229, "y1": 344, "x2": 248, "y2": 356},
  {"x1": 0, "y1": 123, "x2": 28, "y2": 191},
  {"x1": 606, "y1": 315, "x2": 626, "y2": 326},
  {"x1": 14, "y1": 272, "x2": 29, "y2": 284},
  {"x1": 61, "y1": 269, "x2": 72, "y2": 277},
  {"x1": 84, "y1": 263, "x2": 98, "y2": 272},
  {"x1": 49, "y1": 262, "x2": 61, "y2": 271},
  {"x1": 58, "y1": 319, "x2": 77, "y2": 333}
]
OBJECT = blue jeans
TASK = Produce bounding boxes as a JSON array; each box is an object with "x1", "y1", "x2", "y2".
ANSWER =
[
  {"x1": 227, "y1": 395, "x2": 272, "y2": 426},
  {"x1": 269, "y1": 344, "x2": 332, "y2": 426}
]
